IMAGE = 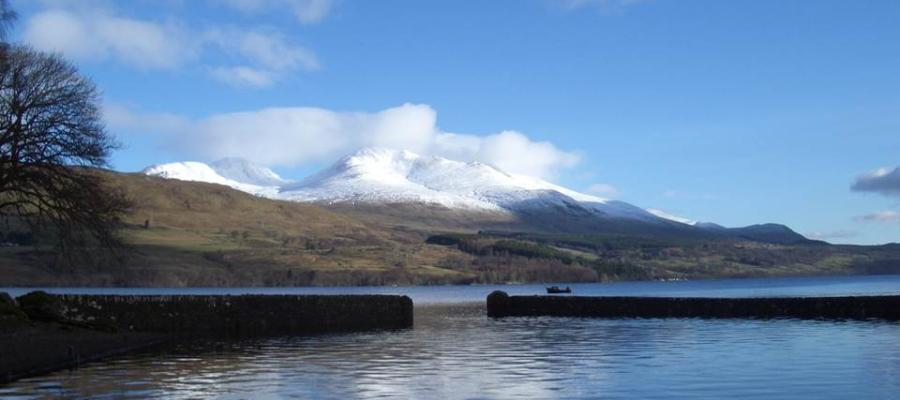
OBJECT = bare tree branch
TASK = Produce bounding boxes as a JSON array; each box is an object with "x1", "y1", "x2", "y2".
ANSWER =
[{"x1": 0, "y1": 45, "x2": 130, "y2": 264}]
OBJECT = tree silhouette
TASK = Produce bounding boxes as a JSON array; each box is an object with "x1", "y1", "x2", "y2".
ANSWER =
[{"x1": 0, "y1": 45, "x2": 130, "y2": 259}]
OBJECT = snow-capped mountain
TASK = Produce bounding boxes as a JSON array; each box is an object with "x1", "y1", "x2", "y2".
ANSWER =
[
  {"x1": 142, "y1": 148, "x2": 668, "y2": 223},
  {"x1": 140, "y1": 149, "x2": 812, "y2": 242},
  {"x1": 278, "y1": 148, "x2": 666, "y2": 222}
]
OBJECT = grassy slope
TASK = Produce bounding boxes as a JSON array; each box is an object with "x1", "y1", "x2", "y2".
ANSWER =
[
  {"x1": 0, "y1": 171, "x2": 473, "y2": 286},
  {"x1": 1, "y1": 171, "x2": 898, "y2": 287}
]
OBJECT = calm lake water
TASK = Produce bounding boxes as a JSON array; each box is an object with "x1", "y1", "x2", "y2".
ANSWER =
[{"x1": 3, "y1": 274, "x2": 900, "y2": 399}]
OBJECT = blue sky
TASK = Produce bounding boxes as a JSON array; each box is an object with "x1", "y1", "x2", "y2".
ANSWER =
[{"x1": 9, "y1": 0, "x2": 900, "y2": 244}]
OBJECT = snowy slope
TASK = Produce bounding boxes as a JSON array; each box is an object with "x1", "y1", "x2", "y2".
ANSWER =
[
  {"x1": 279, "y1": 148, "x2": 665, "y2": 221},
  {"x1": 209, "y1": 158, "x2": 289, "y2": 187},
  {"x1": 141, "y1": 149, "x2": 675, "y2": 224},
  {"x1": 141, "y1": 160, "x2": 280, "y2": 197},
  {"x1": 278, "y1": 149, "x2": 501, "y2": 210},
  {"x1": 647, "y1": 209, "x2": 698, "y2": 225}
]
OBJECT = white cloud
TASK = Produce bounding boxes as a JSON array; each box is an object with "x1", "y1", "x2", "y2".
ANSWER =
[
  {"x1": 585, "y1": 183, "x2": 620, "y2": 198},
  {"x1": 23, "y1": 9, "x2": 190, "y2": 69},
  {"x1": 183, "y1": 103, "x2": 440, "y2": 166},
  {"x1": 210, "y1": 66, "x2": 275, "y2": 88},
  {"x1": 23, "y1": 6, "x2": 318, "y2": 87},
  {"x1": 855, "y1": 211, "x2": 900, "y2": 223},
  {"x1": 221, "y1": 0, "x2": 334, "y2": 24},
  {"x1": 206, "y1": 29, "x2": 320, "y2": 72},
  {"x1": 473, "y1": 131, "x2": 580, "y2": 179},
  {"x1": 204, "y1": 29, "x2": 319, "y2": 87},
  {"x1": 110, "y1": 103, "x2": 580, "y2": 178},
  {"x1": 289, "y1": 0, "x2": 333, "y2": 24}
]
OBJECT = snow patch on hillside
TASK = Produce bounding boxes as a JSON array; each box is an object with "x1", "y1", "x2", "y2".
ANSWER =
[
  {"x1": 647, "y1": 209, "x2": 697, "y2": 225},
  {"x1": 141, "y1": 161, "x2": 279, "y2": 197}
]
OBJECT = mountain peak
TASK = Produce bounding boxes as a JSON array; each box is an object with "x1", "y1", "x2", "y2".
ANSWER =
[
  {"x1": 273, "y1": 147, "x2": 666, "y2": 223},
  {"x1": 209, "y1": 157, "x2": 287, "y2": 187},
  {"x1": 139, "y1": 148, "x2": 808, "y2": 244},
  {"x1": 142, "y1": 148, "x2": 664, "y2": 222}
]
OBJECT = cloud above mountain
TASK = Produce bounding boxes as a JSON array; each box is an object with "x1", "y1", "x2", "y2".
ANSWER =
[
  {"x1": 108, "y1": 103, "x2": 580, "y2": 179},
  {"x1": 851, "y1": 166, "x2": 900, "y2": 197}
]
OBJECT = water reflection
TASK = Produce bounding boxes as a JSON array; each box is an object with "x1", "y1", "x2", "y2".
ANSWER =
[{"x1": 4, "y1": 303, "x2": 900, "y2": 399}]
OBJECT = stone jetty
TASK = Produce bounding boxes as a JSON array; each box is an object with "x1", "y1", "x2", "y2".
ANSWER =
[
  {"x1": 30, "y1": 292, "x2": 414, "y2": 335},
  {"x1": 486, "y1": 290, "x2": 900, "y2": 320},
  {"x1": 1, "y1": 291, "x2": 414, "y2": 384}
]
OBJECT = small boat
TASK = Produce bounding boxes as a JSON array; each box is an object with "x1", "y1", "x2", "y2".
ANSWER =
[{"x1": 546, "y1": 286, "x2": 571, "y2": 294}]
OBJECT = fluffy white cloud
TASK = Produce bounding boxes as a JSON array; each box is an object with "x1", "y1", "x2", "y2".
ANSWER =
[
  {"x1": 23, "y1": 7, "x2": 318, "y2": 87},
  {"x1": 473, "y1": 131, "x2": 580, "y2": 178},
  {"x1": 585, "y1": 183, "x2": 620, "y2": 198},
  {"x1": 855, "y1": 211, "x2": 900, "y2": 223},
  {"x1": 221, "y1": 0, "x2": 334, "y2": 24},
  {"x1": 24, "y1": 9, "x2": 190, "y2": 69},
  {"x1": 109, "y1": 103, "x2": 580, "y2": 179}
]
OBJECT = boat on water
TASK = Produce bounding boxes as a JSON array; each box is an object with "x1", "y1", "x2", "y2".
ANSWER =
[{"x1": 546, "y1": 286, "x2": 572, "y2": 294}]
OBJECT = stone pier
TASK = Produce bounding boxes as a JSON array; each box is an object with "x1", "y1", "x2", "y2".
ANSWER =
[{"x1": 486, "y1": 291, "x2": 900, "y2": 320}]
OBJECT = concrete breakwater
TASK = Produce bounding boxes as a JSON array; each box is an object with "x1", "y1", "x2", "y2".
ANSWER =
[
  {"x1": 29, "y1": 293, "x2": 415, "y2": 335},
  {"x1": 486, "y1": 291, "x2": 900, "y2": 320}
]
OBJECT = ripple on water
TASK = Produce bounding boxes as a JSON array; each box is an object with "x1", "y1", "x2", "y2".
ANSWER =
[{"x1": 4, "y1": 303, "x2": 900, "y2": 399}]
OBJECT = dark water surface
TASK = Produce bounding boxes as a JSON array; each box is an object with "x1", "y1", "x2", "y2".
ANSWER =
[{"x1": 3, "y1": 275, "x2": 900, "y2": 399}]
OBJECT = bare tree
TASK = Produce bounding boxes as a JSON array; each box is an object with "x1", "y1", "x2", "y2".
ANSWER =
[{"x1": 0, "y1": 46, "x2": 129, "y2": 260}]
